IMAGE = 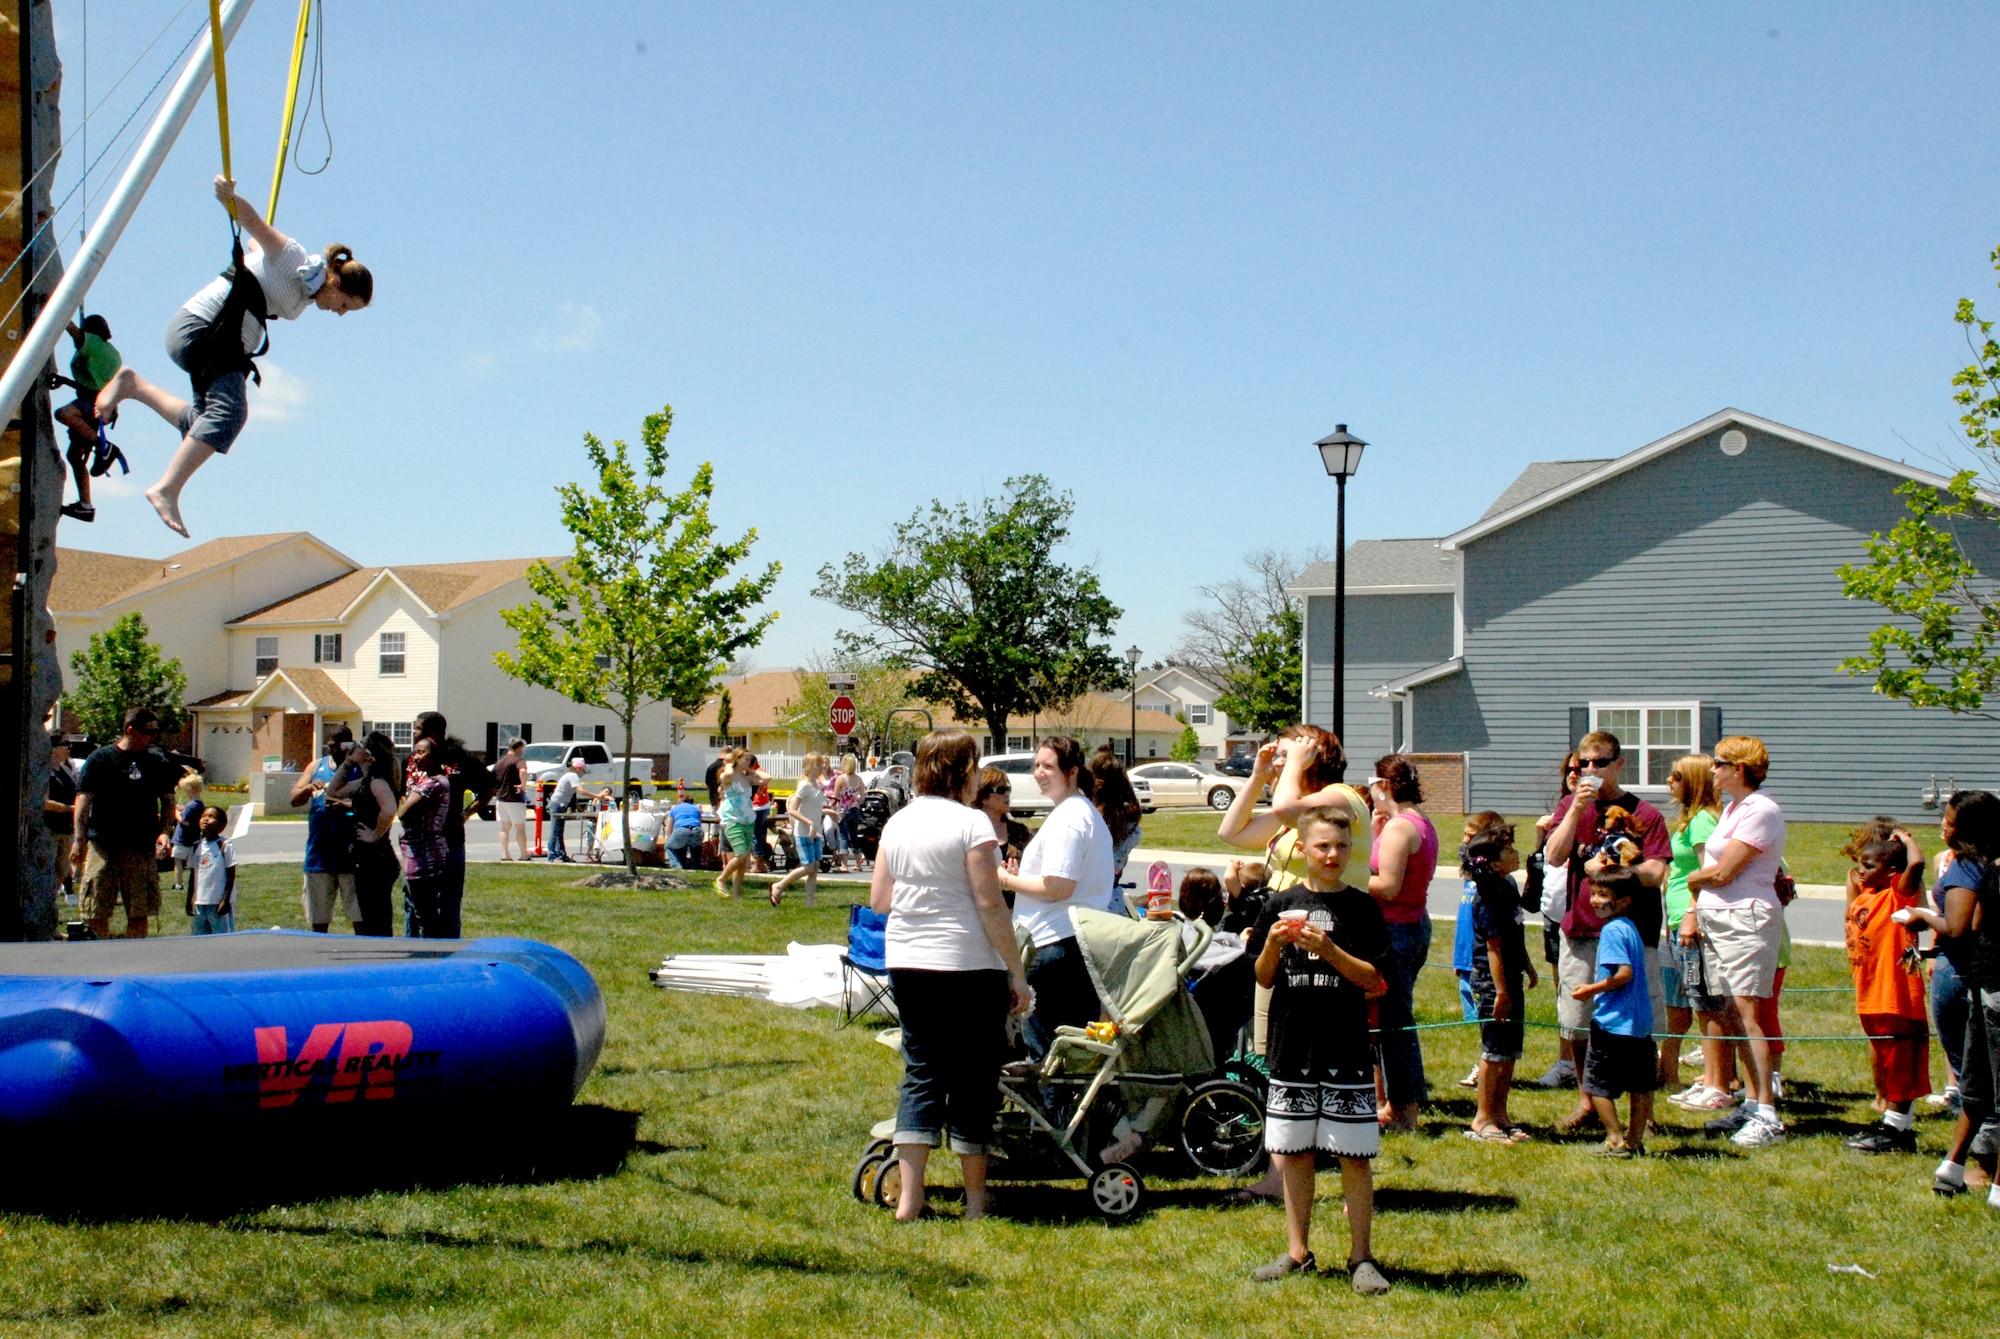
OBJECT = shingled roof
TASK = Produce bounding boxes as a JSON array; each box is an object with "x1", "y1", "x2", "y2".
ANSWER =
[
  {"x1": 228, "y1": 558, "x2": 548, "y2": 625},
  {"x1": 50, "y1": 533, "x2": 329, "y2": 613},
  {"x1": 1291, "y1": 539, "x2": 1458, "y2": 593},
  {"x1": 1478, "y1": 460, "x2": 1613, "y2": 520}
]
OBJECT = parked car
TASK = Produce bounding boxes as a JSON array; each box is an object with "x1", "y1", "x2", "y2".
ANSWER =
[
  {"x1": 519, "y1": 741, "x2": 655, "y2": 804},
  {"x1": 1131, "y1": 762, "x2": 1243, "y2": 811},
  {"x1": 979, "y1": 752, "x2": 1153, "y2": 816},
  {"x1": 1215, "y1": 752, "x2": 1256, "y2": 778}
]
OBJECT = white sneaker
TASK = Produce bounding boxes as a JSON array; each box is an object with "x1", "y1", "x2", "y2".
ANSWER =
[
  {"x1": 1731, "y1": 1115, "x2": 1786, "y2": 1149},
  {"x1": 1680, "y1": 1045, "x2": 1704, "y2": 1067},
  {"x1": 1532, "y1": 1059, "x2": 1577, "y2": 1089},
  {"x1": 1667, "y1": 1083, "x2": 1710, "y2": 1109},
  {"x1": 1458, "y1": 1066, "x2": 1480, "y2": 1089},
  {"x1": 1705, "y1": 1107, "x2": 1754, "y2": 1135}
]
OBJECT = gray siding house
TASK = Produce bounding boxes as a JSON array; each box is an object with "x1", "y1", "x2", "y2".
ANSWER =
[{"x1": 1292, "y1": 409, "x2": 2000, "y2": 822}]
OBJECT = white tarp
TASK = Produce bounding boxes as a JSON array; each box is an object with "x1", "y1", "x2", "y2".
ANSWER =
[{"x1": 650, "y1": 942, "x2": 896, "y2": 1018}]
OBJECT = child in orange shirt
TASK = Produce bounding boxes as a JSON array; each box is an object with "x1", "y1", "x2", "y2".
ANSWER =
[{"x1": 1844, "y1": 825, "x2": 1929, "y2": 1153}]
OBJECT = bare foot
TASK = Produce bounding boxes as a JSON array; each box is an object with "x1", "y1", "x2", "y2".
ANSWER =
[
  {"x1": 145, "y1": 485, "x2": 190, "y2": 538},
  {"x1": 94, "y1": 367, "x2": 131, "y2": 424},
  {"x1": 963, "y1": 1193, "x2": 992, "y2": 1221}
]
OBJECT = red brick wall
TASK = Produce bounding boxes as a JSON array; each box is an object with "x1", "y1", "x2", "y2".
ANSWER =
[{"x1": 1406, "y1": 752, "x2": 1468, "y2": 813}]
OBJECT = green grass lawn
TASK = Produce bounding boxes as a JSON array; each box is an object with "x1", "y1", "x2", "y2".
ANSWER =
[
  {"x1": 3, "y1": 863, "x2": 1994, "y2": 1336},
  {"x1": 1137, "y1": 808, "x2": 1886, "y2": 885}
]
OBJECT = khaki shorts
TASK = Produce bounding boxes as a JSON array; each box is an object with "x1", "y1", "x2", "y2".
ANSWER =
[
  {"x1": 1697, "y1": 901, "x2": 1783, "y2": 1000},
  {"x1": 302, "y1": 871, "x2": 359, "y2": 926},
  {"x1": 50, "y1": 832, "x2": 71, "y2": 884},
  {"x1": 81, "y1": 844, "x2": 161, "y2": 921},
  {"x1": 1557, "y1": 935, "x2": 1598, "y2": 1039}
]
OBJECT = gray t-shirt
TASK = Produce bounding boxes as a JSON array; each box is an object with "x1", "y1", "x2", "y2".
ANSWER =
[{"x1": 181, "y1": 236, "x2": 321, "y2": 353}]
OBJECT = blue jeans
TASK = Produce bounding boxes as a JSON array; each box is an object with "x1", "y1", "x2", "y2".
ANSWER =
[
  {"x1": 1022, "y1": 936, "x2": 1098, "y2": 1059},
  {"x1": 190, "y1": 904, "x2": 233, "y2": 935},
  {"x1": 1457, "y1": 970, "x2": 1478, "y2": 1021},
  {"x1": 1935, "y1": 954, "x2": 1971, "y2": 1081},
  {"x1": 1378, "y1": 917, "x2": 1433, "y2": 1106},
  {"x1": 889, "y1": 967, "x2": 1009, "y2": 1154},
  {"x1": 665, "y1": 827, "x2": 701, "y2": 869},
  {"x1": 547, "y1": 805, "x2": 573, "y2": 861}
]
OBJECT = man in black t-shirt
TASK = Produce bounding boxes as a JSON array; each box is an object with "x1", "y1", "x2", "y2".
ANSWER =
[{"x1": 73, "y1": 708, "x2": 182, "y2": 939}]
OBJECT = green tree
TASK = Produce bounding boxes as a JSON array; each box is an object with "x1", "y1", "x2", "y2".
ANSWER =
[
  {"x1": 814, "y1": 475, "x2": 1124, "y2": 750},
  {"x1": 716, "y1": 688, "x2": 734, "y2": 746},
  {"x1": 1211, "y1": 608, "x2": 1304, "y2": 735},
  {"x1": 67, "y1": 612, "x2": 187, "y2": 744},
  {"x1": 1170, "y1": 713, "x2": 1201, "y2": 762},
  {"x1": 1840, "y1": 244, "x2": 2000, "y2": 717},
  {"x1": 1173, "y1": 549, "x2": 1323, "y2": 737},
  {"x1": 497, "y1": 406, "x2": 780, "y2": 872}
]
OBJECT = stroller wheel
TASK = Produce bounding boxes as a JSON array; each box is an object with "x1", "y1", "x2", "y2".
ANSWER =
[
  {"x1": 851, "y1": 1139, "x2": 893, "y2": 1202},
  {"x1": 870, "y1": 1156, "x2": 903, "y2": 1210},
  {"x1": 1179, "y1": 1079, "x2": 1267, "y2": 1178},
  {"x1": 1089, "y1": 1163, "x2": 1144, "y2": 1220}
]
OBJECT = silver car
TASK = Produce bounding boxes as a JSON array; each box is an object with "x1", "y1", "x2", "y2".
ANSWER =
[
  {"x1": 1130, "y1": 762, "x2": 1241, "y2": 812},
  {"x1": 980, "y1": 752, "x2": 1154, "y2": 816}
]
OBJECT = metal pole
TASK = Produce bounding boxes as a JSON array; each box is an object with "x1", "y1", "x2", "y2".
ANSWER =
[
  {"x1": 1128, "y1": 665, "x2": 1137, "y2": 766},
  {"x1": 1334, "y1": 472, "x2": 1347, "y2": 742},
  {"x1": 0, "y1": 0, "x2": 257, "y2": 423}
]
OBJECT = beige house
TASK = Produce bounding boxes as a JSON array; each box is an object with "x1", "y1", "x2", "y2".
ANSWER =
[
  {"x1": 51, "y1": 532, "x2": 674, "y2": 785},
  {"x1": 1128, "y1": 665, "x2": 1235, "y2": 760}
]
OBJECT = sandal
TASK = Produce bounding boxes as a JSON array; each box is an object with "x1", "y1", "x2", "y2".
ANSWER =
[
  {"x1": 1503, "y1": 1124, "x2": 1532, "y2": 1142},
  {"x1": 1554, "y1": 1108, "x2": 1597, "y2": 1133},
  {"x1": 769, "y1": 886, "x2": 783, "y2": 908},
  {"x1": 1463, "y1": 1125, "x2": 1513, "y2": 1144}
]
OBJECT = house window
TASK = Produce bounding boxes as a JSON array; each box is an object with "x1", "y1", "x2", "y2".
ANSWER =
[
  {"x1": 1006, "y1": 735, "x2": 1034, "y2": 751},
  {"x1": 593, "y1": 652, "x2": 612, "y2": 670},
  {"x1": 378, "y1": 632, "x2": 406, "y2": 676},
  {"x1": 313, "y1": 633, "x2": 342, "y2": 664},
  {"x1": 392, "y1": 721, "x2": 412, "y2": 748},
  {"x1": 709, "y1": 734, "x2": 746, "y2": 749},
  {"x1": 1187, "y1": 703, "x2": 1212, "y2": 725},
  {"x1": 254, "y1": 636, "x2": 278, "y2": 678},
  {"x1": 1590, "y1": 702, "x2": 1698, "y2": 788}
]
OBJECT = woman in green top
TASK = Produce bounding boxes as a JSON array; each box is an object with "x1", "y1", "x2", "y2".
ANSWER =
[{"x1": 1662, "y1": 754, "x2": 1728, "y2": 1106}]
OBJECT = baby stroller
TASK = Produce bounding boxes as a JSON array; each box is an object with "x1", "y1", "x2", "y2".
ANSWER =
[
  {"x1": 849, "y1": 790, "x2": 894, "y2": 863},
  {"x1": 852, "y1": 906, "x2": 1266, "y2": 1219}
]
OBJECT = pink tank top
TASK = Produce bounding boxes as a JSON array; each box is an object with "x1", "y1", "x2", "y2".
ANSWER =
[{"x1": 1373, "y1": 809, "x2": 1439, "y2": 924}]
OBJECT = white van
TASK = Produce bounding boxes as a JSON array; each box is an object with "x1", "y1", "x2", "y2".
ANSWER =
[{"x1": 978, "y1": 752, "x2": 1153, "y2": 816}]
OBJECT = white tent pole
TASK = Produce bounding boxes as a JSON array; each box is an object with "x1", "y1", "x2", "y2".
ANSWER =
[{"x1": 0, "y1": 0, "x2": 257, "y2": 421}]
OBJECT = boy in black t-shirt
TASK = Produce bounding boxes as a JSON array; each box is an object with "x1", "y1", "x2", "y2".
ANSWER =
[
  {"x1": 1465, "y1": 817, "x2": 1538, "y2": 1142},
  {"x1": 1245, "y1": 806, "x2": 1392, "y2": 1294}
]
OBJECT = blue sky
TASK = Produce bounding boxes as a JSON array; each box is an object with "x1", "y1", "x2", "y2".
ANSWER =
[{"x1": 47, "y1": 2, "x2": 2000, "y2": 667}]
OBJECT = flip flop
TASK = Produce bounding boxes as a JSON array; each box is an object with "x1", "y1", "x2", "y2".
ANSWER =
[
  {"x1": 1462, "y1": 1125, "x2": 1513, "y2": 1144},
  {"x1": 1503, "y1": 1125, "x2": 1532, "y2": 1142}
]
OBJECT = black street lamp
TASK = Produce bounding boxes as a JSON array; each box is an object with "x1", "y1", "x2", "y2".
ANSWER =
[
  {"x1": 1124, "y1": 644, "x2": 1142, "y2": 766},
  {"x1": 1315, "y1": 424, "x2": 1368, "y2": 742}
]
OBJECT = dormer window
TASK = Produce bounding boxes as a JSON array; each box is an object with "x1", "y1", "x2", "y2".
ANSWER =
[{"x1": 254, "y1": 636, "x2": 278, "y2": 678}]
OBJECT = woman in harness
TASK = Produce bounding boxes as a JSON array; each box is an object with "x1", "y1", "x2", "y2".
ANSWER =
[{"x1": 94, "y1": 176, "x2": 372, "y2": 537}]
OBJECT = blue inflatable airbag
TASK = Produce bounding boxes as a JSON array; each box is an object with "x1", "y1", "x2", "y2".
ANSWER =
[{"x1": 0, "y1": 931, "x2": 605, "y2": 1127}]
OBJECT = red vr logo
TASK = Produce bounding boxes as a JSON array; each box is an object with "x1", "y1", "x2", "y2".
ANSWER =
[{"x1": 251, "y1": 1021, "x2": 416, "y2": 1109}]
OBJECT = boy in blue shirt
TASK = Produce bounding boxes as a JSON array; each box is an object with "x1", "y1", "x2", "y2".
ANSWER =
[
  {"x1": 183, "y1": 805, "x2": 237, "y2": 934},
  {"x1": 1570, "y1": 866, "x2": 1656, "y2": 1157}
]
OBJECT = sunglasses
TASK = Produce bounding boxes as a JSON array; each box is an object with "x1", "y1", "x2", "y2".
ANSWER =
[{"x1": 1577, "y1": 757, "x2": 1618, "y2": 769}]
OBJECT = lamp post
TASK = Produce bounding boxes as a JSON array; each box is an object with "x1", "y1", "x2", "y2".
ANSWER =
[
  {"x1": 1124, "y1": 645, "x2": 1142, "y2": 766},
  {"x1": 1315, "y1": 424, "x2": 1367, "y2": 742}
]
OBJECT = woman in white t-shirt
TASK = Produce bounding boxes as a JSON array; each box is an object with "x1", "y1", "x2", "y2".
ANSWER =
[
  {"x1": 1683, "y1": 734, "x2": 1789, "y2": 1147},
  {"x1": 95, "y1": 176, "x2": 372, "y2": 538},
  {"x1": 870, "y1": 731, "x2": 1031, "y2": 1221},
  {"x1": 998, "y1": 736, "x2": 1117, "y2": 1057}
]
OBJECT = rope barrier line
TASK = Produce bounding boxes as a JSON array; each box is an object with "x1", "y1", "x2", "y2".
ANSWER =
[{"x1": 1376, "y1": 1015, "x2": 1889, "y2": 1043}]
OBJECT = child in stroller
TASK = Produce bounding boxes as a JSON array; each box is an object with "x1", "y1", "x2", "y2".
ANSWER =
[{"x1": 854, "y1": 903, "x2": 1267, "y2": 1219}]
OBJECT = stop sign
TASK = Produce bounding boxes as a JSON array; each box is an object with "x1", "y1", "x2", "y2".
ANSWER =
[{"x1": 830, "y1": 695, "x2": 857, "y2": 737}]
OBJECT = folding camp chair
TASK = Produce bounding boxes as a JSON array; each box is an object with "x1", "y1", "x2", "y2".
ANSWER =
[{"x1": 839, "y1": 903, "x2": 894, "y2": 1028}]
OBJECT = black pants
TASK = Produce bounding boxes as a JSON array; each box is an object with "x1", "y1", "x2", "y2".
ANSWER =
[
  {"x1": 889, "y1": 967, "x2": 1009, "y2": 1153},
  {"x1": 351, "y1": 839, "x2": 398, "y2": 937},
  {"x1": 1022, "y1": 936, "x2": 1098, "y2": 1058}
]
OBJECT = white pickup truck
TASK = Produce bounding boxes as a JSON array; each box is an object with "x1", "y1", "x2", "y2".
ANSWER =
[{"x1": 519, "y1": 741, "x2": 654, "y2": 802}]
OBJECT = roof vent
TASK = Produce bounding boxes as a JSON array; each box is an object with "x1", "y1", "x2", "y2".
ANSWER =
[{"x1": 1719, "y1": 428, "x2": 1748, "y2": 457}]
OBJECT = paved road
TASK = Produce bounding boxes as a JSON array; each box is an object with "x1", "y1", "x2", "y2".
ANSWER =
[{"x1": 224, "y1": 818, "x2": 1852, "y2": 946}]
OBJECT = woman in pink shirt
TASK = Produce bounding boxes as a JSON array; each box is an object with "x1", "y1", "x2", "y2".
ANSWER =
[{"x1": 1367, "y1": 755, "x2": 1441, "y2": 1131}]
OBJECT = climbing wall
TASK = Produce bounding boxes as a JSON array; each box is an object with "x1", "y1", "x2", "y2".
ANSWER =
[{"x1": 1, "y1": 0, "x2": 64, "y2": 940}]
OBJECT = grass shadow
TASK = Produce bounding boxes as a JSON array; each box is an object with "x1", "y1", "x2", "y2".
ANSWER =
[
  {"x1": 1651, "y1": 1143, "x2": 1742, "y2": 1161},
  {"x1": 0, "y1": 1103, "x2": 646, "y2": 1222},
  {"x1": 1375, "y1": 1187, "x2": 1518, "y2": 1214},
  {"x1": 1382, "y1": 1264, "x2": 1528, "y2": 1292}
]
